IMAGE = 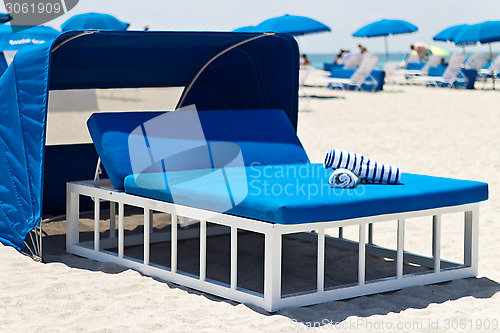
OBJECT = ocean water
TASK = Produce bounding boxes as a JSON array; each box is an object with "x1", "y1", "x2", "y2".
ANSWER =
[{"x1": 307, "y1": 52, "x2": 409, "y2": 69}]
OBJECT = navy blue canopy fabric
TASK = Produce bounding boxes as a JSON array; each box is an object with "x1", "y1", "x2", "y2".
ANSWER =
[
  {"x1": 0, "y1": 52, "x2": 7, "y2": 74},
  {"x1": 0, "y1": 30, "x2": 299, "y2": 250}
]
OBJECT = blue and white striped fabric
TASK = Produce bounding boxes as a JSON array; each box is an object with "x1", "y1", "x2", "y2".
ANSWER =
[
  {"x1": 324, "y1": 149, "x2": 401, "y2": 184},
  {"x1": 329, "y1": 168, "x2": 359, "y2": 188}
]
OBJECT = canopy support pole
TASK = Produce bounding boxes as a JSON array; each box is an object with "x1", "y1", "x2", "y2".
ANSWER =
[
  {"x1": 384, "y1": 36, "x2": 389, "y2": 63},
  {"x1": 489, "y1": 44, "x2": 495, "y2": 90},
  {"x1": 22, "y1": 224, "x2": 42, "y2": 262}
]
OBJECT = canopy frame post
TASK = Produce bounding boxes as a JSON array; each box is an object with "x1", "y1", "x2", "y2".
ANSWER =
[{"x1": 384, "y1": 35, "x2": 389, "y2": 63}]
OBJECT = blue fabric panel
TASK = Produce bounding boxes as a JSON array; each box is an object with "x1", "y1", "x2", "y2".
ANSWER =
[
  {"x1": 43, "y1": 144, "x2": 104, "y2": 213},
  {"x1": 0, "y1": 66, "x2": 32, "y2": 249},
  {"x1": 0, "y1": 31, "x2": 300, "y2": 250},
  {"x1": 323, "y1": 63, "x2": 342, "y2": 72},
  {"x1": 0, "y1": 42, "x2": 51, "y2": 249},
  {"x1": 406, "y1": 62, "x2": 425, "y2": 70},
  {"x1": 328, "y1": 68, "x2": 385, "y2": 91},
  {"x1": 12, "y1": 44, "x2": 51, "y2": 227},
  {"x1": 50, "y1": 31, "x2": 299, "y2": 130},
  {"x1": 180, "y1": 36, "x2": 299, "y2": 129},
  {"x1": 0, "y1": 52, "x2": 7, "y2": 75},
  {"x1": 124, "y1": 163, "x2": 488, "y2": 224},
  {"x1": 88, "y1": 110, "x2": 309, "y2": 191}
]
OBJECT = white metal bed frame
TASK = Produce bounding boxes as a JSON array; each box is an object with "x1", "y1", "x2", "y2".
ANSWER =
[{"x1": 66, "y1": 180, "x2": 479, "y2": 312}]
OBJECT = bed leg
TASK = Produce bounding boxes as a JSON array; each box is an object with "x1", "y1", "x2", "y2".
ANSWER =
[
  {"x1": 200, "y1": 219, "x2": 206, "y2": 281},
  {"x1": 66, "y1": 188, "x2": 79, "y2": 248},
  {"x1": 171, "y1": 213, "x2": 178, "y2": 273},
  {"x1": 230, "y1": 227, "x2": 238, "y2": 290},
  {"x1": 317, "y1": 229, "x2": 325, "y2": 292},
  {"x1": 464, "y1": 208, "x2": 479, "y2": 274},
  {"x1": 149, "y1": 210, "x2": 154, "y2": 234},
  {"x1": 432, "y1": 215, "x2": 441, "y2": 272},
  {"x1": 264, "y1": 227, "x2": 282, "y2": 311},
  {"x1": 397, "y1": 218, "x2": 405, "y2": 278},
  {"x1": 144, "y1": 208, "x2": 150, "y2": 266},
  {"x1": 94, "y1": 198, "x2": 100, "y2": 251},
  {"x1": 368, "y1": 223, "x2": 373, "y2": 245},
  {"x1": 358, "y1": 223, "x2": 366, "y2": 285},
  {"x1": 110, "y1": 202, "x2": 116, "y2": 239},
  {"x1": 118, "y1": 202, "x2": 124, "y2": 258}
]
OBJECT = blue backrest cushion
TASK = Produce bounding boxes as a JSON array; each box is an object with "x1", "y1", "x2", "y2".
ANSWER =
[{"x1": 87, "y1": 110, "x2": 309, "y2": 190}]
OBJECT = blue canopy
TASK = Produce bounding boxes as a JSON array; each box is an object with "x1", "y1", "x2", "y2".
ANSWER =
[
  {"x1": 253, "y1": 14, "x2": 331, "y2": 36},
  {"x1": 433, "y1": 24, "x2": 469, "y2": 42},
  {"x1": 0, "y1": 25, "x2": 60, "y2": 50},
  {"x1": 454, "y1": 21, "x2": 500, "y2": 45},
  {"x1": 61, "y1": 12, "x2": 130, "y2": 31},
  {"x1": 0, "y1": 30, "x2": 299, "y2": 250},
  {"x1": 353, "y1": 19, "x2": 418, "y2": 38}
]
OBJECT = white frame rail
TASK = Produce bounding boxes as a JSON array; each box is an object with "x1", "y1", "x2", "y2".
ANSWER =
[{"x1": 67, "y1": 180, "x2": 479, "y2": 312}]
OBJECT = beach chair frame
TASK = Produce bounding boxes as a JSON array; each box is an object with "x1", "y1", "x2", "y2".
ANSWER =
[
  {"x1": 327, "y1": 55, "x2": 380, "y2": 92},
  {"x1": 66, "y1": 180, "x2": 479, "y2": 312},
  {"x1": 425, "y1": 54, "x2": 468, "y2": 89}
]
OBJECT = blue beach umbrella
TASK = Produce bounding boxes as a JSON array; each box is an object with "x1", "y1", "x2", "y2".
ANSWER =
[
  {"x1": 0, "y1": 25, "x2": 59, "y2": 50},
  {"x1": 253, "y1": 14, "x2": 331, "y2": 36},
  {"x1": 0, "y1": 13, "x2": 12, "y2": 24},
  {"x1": 353, "y1": 19, "x2": 418, "y2": 61},
  {"x1": 61, "y1": 12, "x2": 129, "y2": 31},
  {"x1": 433, "y1": 24, "x2": 469, "y2": 42},
  {"x1": 454, "y1": 21, "x2": 500, "y2": 49},
  {"x1": 454, "y1": 20, "x2": 500, "y2": 88}
]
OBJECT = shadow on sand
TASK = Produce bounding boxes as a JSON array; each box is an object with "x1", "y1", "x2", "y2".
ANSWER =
[{"x1": 42, "y1": 216, "x2": 500, "y2": 326}]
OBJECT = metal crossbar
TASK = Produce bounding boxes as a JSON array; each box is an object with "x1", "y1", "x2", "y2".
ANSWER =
[{"x1": 66, "y1": 180, "x2": 479, "y2": 311}]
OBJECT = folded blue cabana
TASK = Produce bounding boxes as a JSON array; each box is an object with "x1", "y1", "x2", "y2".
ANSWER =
[{"x1": 0, "y1": 30, "x2": 299, "y2": 251}]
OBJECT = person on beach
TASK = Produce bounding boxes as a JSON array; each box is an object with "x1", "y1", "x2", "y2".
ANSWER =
[
  {"x1": 410, "y1": 42, "x2": 432, "y2": 61},
  {"x1": 358, "y1": 44, "x2": 368, "y2": 54},
  {"x1": 300, "y1": 53, "x2": 311, "y2": 67},
  {"x1": 334, "y1": 49, "x2": 350, "y2": 64}
]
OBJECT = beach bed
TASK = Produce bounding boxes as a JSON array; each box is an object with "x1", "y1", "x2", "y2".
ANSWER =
[{"x1": 66, "y1": 109, "x2": 488, "y2": 311}]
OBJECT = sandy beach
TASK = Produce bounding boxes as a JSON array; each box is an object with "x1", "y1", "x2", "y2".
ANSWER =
[{"x1": 1, "y1": 83, "x2": 499, "y2": 332}]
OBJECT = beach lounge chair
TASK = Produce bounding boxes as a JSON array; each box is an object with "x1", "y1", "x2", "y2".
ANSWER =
[
  {"x1": 414, "y1": 54, "x2": 468, "y2": 88},
  {"x1": 401, "y1": 52, "x2": 420, "y2": 68},
  {"x1": 66, "y1": 108, "x2": 488, "y2": 311},
  {"x1": 478, "y1": 55, "x2": 500, "y2": 85},
  {"x1": 404, "y1": 55, "x2": 443, "y2": 79},
  {"x1": 464, "y1": 53, "x2": 488, "y2": 71},
  {"x1": 325, "y1": 55, "x2": 379, "y2": 91},
  {"x1": 341, "y1": 53, "x2": 362, "y2": 69},
  {"x1": 480, "y1": 55, "x2": 500, "y2": 77}
]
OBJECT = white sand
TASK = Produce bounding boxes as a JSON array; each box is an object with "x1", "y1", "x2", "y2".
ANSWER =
[{"x1": 1, "y1": 84, "x2": 500, "y2": 332}]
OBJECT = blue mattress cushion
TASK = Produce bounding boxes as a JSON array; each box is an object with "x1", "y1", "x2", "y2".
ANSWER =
[
  {"x1": 87, "y1": 110, "x2": 309, "y2": 190},
  {"x1": 124, "y1": 163, "x2": 488, "y2": 224}
]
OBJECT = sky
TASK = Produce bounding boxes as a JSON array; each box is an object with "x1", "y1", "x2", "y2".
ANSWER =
[{"x1": 3, "y1": 0, "x2": 500, "y2": 54}]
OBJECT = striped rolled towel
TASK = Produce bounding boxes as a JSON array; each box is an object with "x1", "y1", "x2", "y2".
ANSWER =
[
  {"x1": 329, "y1": 168, "x2": 359, "y2": 188},
  {"x1": 324, "y1": 149, "x2": 401, "y2": 184}
]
